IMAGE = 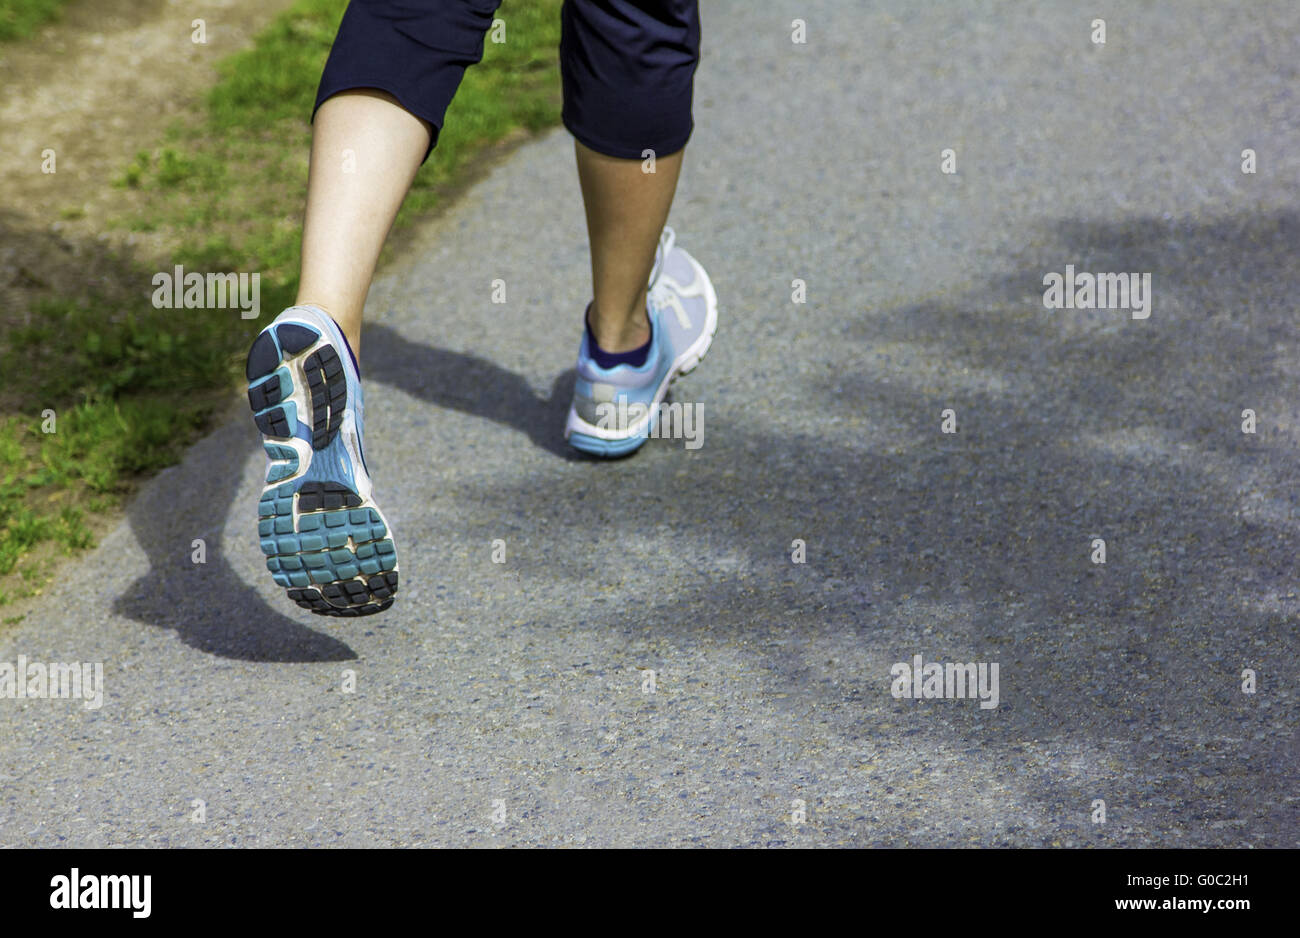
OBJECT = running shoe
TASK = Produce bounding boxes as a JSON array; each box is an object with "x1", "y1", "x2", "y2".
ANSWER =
[
  {"x1": 565, "y1": 227, "x2": 717, "y2": 457},
  {"x1": 245, "y1": 305, "x2": 398, "y2": 616}
]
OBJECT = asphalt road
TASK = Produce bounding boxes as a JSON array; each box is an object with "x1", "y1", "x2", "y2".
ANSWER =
[{"x1": 2, "y1": 0, "x2": 1298, "y2": 847}]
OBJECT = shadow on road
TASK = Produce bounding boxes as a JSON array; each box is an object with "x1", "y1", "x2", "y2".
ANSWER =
[
  {"x1": 363, "y1": 324, "x2": 584, "y2": 463},
  {"x1": 111, "y1": 208, "x2": 1299, "y2": 841},
  {"x1": 410, "y1": 209, "x2": 1300, "y2": 842},
  {"x1": 112, "y1": 415, "x2": 358, "y2": 662},
  {"x1": 113, "y1": 329, "x2": 582, "y2": 660}
]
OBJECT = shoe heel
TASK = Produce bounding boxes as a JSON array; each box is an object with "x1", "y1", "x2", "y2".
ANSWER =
[{"x1": 246, "y1": 322, "x2": 348, "y2": 451}]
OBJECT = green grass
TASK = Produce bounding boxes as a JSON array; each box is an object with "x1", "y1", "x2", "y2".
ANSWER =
[
  {"x1": 1, "y1": 0, "x2": 563, "y2": 603},
  {"x1": 0, "y1": 0, "x2": 69, "y2": 41},
  {"x1": 117, "y1": 0, "x2": 562, "y2": 287}
]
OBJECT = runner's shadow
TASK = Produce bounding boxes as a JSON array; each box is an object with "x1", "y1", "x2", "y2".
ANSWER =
[
  {"x1": 363, "y1": 323, "x2": 583, "y2": 462},
  {"x1": 113, "y1": 414, "x2": 357, "y2": 662},
  {"x1": 115, "y1": 329, "x2": 583, "y2": 660}
]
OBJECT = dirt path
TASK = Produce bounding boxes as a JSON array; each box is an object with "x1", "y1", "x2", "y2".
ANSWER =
[
  {"x1": 0, "y1": 0, "x2": 301, "y2": 621},
  {"x1": 0, "y1": 0, "x2": 297, "y2": 317}
]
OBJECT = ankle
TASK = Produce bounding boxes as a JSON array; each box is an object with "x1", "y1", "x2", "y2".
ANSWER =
[
  {"x1": 586, "y1": 300, "x2": 650, "y2": 353},
  {"x1": 341, "y1": 327, "x2": 361, "y2": 362}
]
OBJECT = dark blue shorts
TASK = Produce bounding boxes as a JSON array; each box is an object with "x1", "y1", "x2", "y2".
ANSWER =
[{"x1": 314, "y1": 0, "x2": 700, "y2": 163}]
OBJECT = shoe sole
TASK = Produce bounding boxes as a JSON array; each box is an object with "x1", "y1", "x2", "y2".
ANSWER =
[
  {"x1": 566, "y1": 249, "x2": 718, "y2": 457},
  {"x1": 246, "y1": 318, "x2": 399, "y2": 617}
]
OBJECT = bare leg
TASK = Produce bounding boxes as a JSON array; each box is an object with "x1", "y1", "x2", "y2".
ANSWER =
[
  {"x1": 295, "y1": 89, "x2": 432, "y2": 358},
  {"x1": 575, "y1": 140, "x2": 684, "y2": 353}
]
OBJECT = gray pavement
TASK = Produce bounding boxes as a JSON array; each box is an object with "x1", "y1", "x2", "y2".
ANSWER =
[{"x1": 2, "y1": 0, "x2": 1299, "y2": 847}]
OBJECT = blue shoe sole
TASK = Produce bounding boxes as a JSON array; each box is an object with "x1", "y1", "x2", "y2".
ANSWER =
[{"x1": 246, "y1": 320, "x2": 398, "y2": 617}]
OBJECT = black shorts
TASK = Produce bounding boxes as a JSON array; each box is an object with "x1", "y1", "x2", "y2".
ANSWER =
[{"x1": 313, "y1": 0, "x2": 701, "y2": 163}]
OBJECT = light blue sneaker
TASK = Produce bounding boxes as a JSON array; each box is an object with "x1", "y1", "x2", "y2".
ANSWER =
[
  {"x1": 245, "y1": 305, "x2": 398, "y2": 616},
  {"x1": 565, "y1": 227, "x2": 718, "y2": 457}
]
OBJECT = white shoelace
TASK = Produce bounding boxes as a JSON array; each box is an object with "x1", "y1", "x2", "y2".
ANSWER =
[
  {"x1": 647, "y1": 226, "x2": 676, "y2": 313},
  {"x1": 647, "y1": 226, "x2": 676, "y2": 291}
]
